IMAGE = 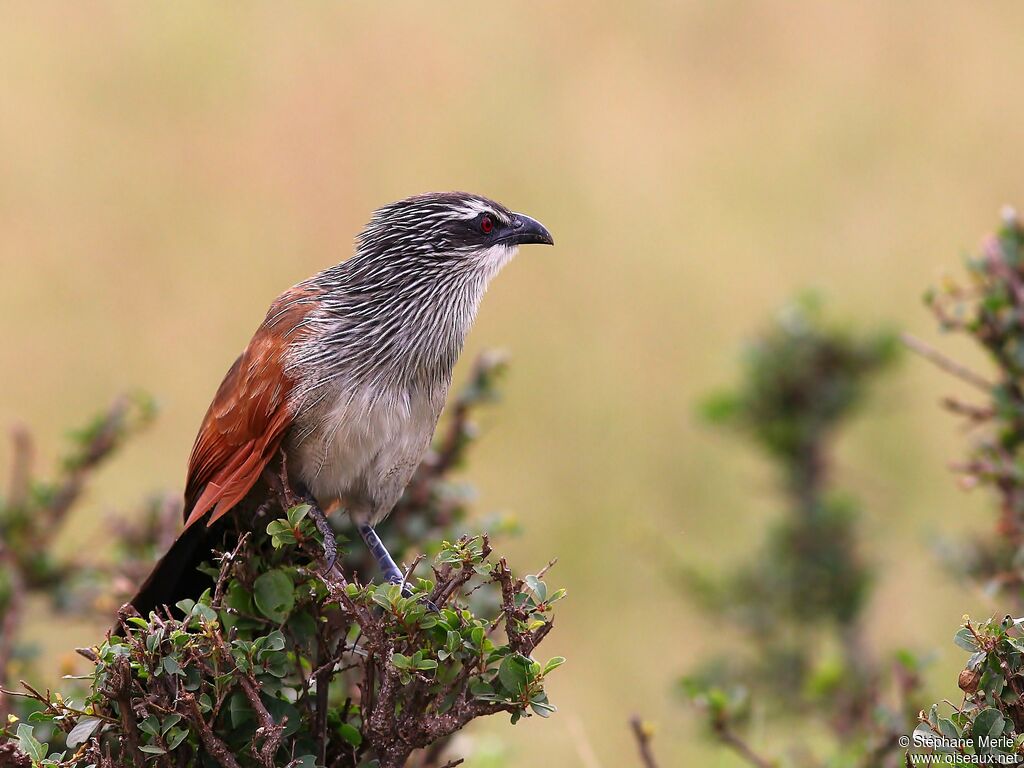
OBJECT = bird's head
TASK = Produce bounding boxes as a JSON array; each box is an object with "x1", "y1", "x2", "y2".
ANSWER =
[{"x1": 356, "y1": 192, "x2": 554, "y2": 275}]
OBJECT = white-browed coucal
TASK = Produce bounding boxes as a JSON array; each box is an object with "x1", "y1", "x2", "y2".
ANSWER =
[{"x1": 128, "y1": 192, "x2": 553, "y2": 619}]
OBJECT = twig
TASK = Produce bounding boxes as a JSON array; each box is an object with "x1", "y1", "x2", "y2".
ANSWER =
[
  {"x1": 401, "y1": 553, "x2": 426, "y2": 592},
  {"x1": 901, "y1": 333, "x2": 993, "y2": 392},
  {"x1": 224, "y1": 635, "x2": 286, "y2": 768},
  {"x1": 182, "y1": 692, "x2": 242, "y2": 768},
  {"x1": 629, "y1": 715, "x2": 660, "y2": 768},
  {"x1": 941, "y1": 397, "x2": 994, "y2": 423},
  {"x1": 7, "y1": 427, "x2": 32, "y2": 509},
  {"x1": 536, "y1": 557, "x2": 558, "y2": 579},
  {"x1": 713, "y1": 719, "x2": 776, "y2": 768},
  {"x1": 109, "y1": 657, "x2": 141, "y2": 768},
  {"x1": 567, "y1": 716, "x2": 603, "y2": 768},
  {"x1": 213, "y1": 532, "x2": 251, "y2": 607}
]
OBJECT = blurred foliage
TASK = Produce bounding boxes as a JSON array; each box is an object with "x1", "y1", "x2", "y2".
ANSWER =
[
  {"x1": 700, "y1": 294, "x2": 900, "y2": 495},
  {"x1": 924, "y1": 209, "x2": 1024, "y2": 605},
  {"x1": 0, "y1": 354, "x2": 561, "y2": 768},
  {"x1": 682, "y1": 298, "x2": 921, "y2": 768},
  {"x1": 0, "y1": 395, "x2": 156, "y2": 719},
  {"x1": 912, "y1": 211, "x2": 1024, "y2": 763}
]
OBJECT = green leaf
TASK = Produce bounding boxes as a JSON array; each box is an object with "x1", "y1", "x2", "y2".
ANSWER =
[
  {"x1": 392, "y1": 653, "x2": 412, "y2": 670},
  {"x1": 287, "y1": 504, "x2": 311, "y2": 525},
  {"x1": 371, "y1": 585, "x2": 394, "y2": 610},
  {"x1": 165, "y1": 727, "x2": 188, "y2": 751},
  {"x1": 337, "y1": 722, "x2": 363, "y2": 747},
  {"x1": 160, "y1": 715, "x2": 181, "y2": 735},
  {"x1": 954, "y1": 627, "x2": 980, "y2": 652},
  {"x1": 937, "y1": 718, "x2": 959, "y2": 740},
  {"x1": 66, "y1": 717, "x2": 103, "y2": 748},
  {"x1": 138, "y1": 745, "x2": 167, "y2": 755},
  {"x1": 228, "y1": 692, "x2": 254, "y2": 729},
  {"x1": 525, "y1": 575, "x2": 547, "y2": 602},
  {"x1": 190, "y1": 602, "x2": 217, "y2": 624},
  {"x1": 16, "y1": 724, "x2": 47, "y2": 763},
  {"x1": 699, "y1": 391, "x2": 741, "y2": 424},
  {"x1": 543, "y1": 656, "x2": 566, "y2": 675},
  {"x1": 973, "y1": 708, "x2": 1006, "y2": 742},
  {"x1": 498, "y1": 654, "x2": 533, "y2": 695},
  {"x1": 138, "y1": 716, "x2": 160, "y2": 738},
  {"x1": 446, "y1": 631, "x2": 461, "y2": 652},
  {"x1": 175, "y1": 599, "x2": 196, "y2": 615},
  {"x1": 530, "y1": 699, "x2": 557, "y2": 717},
  {"x1": 254, "y1": 569, "x2": 295, "y2": 623},
  {"x1": 257, "y1": 630, "x2": 287, "y2": 655}
]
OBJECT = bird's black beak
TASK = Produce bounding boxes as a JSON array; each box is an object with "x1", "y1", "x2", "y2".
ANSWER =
[{"x1": 499, "y1": 213, "x2": 554, "y2": 246}]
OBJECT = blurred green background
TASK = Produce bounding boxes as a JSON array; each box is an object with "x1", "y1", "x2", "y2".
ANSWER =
[{"x1": 2, "y1": 3, "x2": 1023, "y2": 764}]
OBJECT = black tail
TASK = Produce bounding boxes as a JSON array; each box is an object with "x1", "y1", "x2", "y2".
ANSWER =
[{"x1": 123, "y1": 522, "x2": 220, "y2": 626}]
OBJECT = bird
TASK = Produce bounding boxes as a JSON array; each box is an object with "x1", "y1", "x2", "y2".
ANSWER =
[{"x1": 127, "y1": 191, "x2": 553, "y2": 620}]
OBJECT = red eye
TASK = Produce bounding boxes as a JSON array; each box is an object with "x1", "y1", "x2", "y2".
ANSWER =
[{"x1": 480, "y1": 215, "x2": 494, "y2": 234}]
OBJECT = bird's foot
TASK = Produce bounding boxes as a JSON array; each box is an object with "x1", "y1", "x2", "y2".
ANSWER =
[
  {"x1": 385, "y1": 577, "x2": 438, "y2": 614},
  {"x1": 386, "y1": 574, "x2": 439, "y2": 612},
  {"x1": 359, "y1": 524, "x2": 438, "y2": 612},
  {"x1": 291, "y1": 488, "x2": 337, "y2": 572}
]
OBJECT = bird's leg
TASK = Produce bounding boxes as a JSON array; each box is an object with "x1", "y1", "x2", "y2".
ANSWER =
[
  {"x1": 358, "y1": 524, "x2": 410, "y2": 594},
  {"x1": 358, "y1": 525, "x2": 438, "y2": 611}
]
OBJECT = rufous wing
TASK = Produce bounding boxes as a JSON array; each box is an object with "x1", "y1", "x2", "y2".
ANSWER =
[{"x1": 183, "y1": 285, "x2": 321, "y2": 529}]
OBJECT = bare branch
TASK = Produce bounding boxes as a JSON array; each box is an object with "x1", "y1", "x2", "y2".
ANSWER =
[{"x1": 901, "y1": 333, "x2": 994, "y2": 392}]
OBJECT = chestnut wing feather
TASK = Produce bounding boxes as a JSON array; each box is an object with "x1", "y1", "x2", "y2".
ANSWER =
[{"x1": 183, "y1": 286, "x2": 320, "y2": 529}]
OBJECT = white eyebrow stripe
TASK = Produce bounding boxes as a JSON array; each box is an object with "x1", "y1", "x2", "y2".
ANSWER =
[{"x1": 454, "y1": 199, "x2": 494, "y2": 219}]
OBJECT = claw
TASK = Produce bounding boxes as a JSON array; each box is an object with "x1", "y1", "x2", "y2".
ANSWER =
[
  {"x1": 297, "y1": 493, "x2": 337, "y2": 572},
  {"x1": 387, "y1": 574, "x2": 439, "y2": 613}
]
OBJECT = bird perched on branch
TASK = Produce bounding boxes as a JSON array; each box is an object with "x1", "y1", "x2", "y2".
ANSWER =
[{"x1": 128, "y1": 192, "x2": 553, "y2": 619}]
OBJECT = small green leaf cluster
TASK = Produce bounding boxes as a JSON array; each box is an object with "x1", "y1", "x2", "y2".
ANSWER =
[
  {"x1": 342, "y1": 538, "x2": 565, "y2": 724},
  {"x1": 265, "y1": 504, "x2": 319, "y2": 550},
  {"x1": 0, "y1": 516, "x2": 562, "y2": 768},
  {"x1": 913, "y1": 616, "x2": 1024, "y2": 763}
]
